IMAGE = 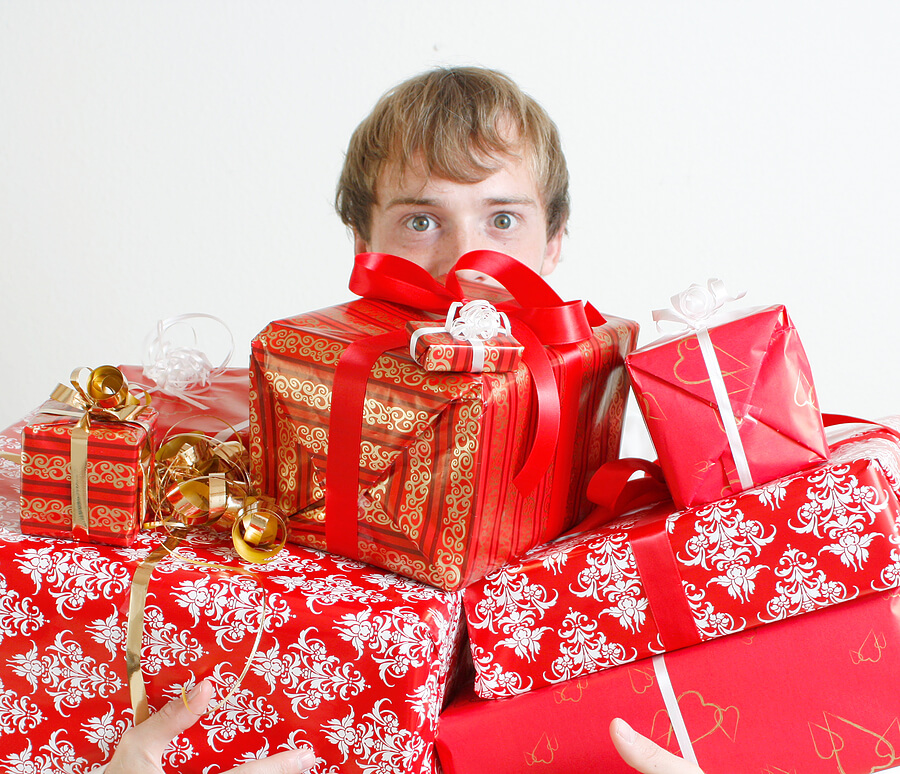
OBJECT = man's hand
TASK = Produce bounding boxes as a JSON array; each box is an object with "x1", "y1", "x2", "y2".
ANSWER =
[
  {"x1": 609, "y1": 718, "x2": 705, "y2": 774},
  {"x1": 101, "y1": 679, "x2": 316, "y2": 774}
]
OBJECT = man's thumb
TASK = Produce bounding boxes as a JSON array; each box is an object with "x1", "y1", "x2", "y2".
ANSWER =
[{"x1": 131, "y1": 679, "x2": 213, "y2": 760}]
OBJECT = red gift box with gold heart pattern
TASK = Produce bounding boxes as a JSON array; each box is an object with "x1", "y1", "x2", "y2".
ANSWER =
[{"x1": 439, "y1": 586, "x2": 900, "y2": 774}]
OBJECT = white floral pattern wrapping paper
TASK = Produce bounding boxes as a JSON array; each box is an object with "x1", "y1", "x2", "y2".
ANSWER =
[
  {"x1": 464, "y1": 419, "x2": 900, "y2": 699},
  {"x1": 0, "y1": 417, "x2": 464, "y2": 774}
]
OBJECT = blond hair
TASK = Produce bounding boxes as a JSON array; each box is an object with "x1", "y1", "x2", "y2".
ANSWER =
[{"x1": 336, "y1": 66, "x2": 570, "y2": 243}]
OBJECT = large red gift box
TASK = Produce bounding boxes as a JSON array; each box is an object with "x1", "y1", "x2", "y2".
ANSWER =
[
  {"x1": 464, "y1": 420, "x2": 900, "y2": 698},
  {"x1": 0, "y1": 419, "x2": 465, "y2": 774},
  {"x1": 626, "y1": 301, "x2": 830, "y2": 509},
  {"x1": 439, "y1": 587, "x2": 900, "y2": 774},
  {"x1": 250, "y1": 252, "x2": 638, "y2": 591},
  {"x1": 20, "y1": 401, "x2": 157, "y2": 547}
]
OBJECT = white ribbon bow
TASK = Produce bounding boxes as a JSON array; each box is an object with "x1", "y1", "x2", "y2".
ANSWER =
[
  {"x1": 652, "y1": 278, "x2": 746, "y2": 332},
  {"x1": 142, "y1": 313, "x2": 234, "y2": 409},
  {"x1": 409, "y1": 300, "x2": 511, "y2": 373},
  {"x1": 651, "y1": 279, "x2": 754, "y2": 492}
]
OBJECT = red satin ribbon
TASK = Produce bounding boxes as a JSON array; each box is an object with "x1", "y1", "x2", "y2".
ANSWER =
[
  {"x1": 325, "y1": 250, "x2": 601, "y2": 559},
  {"x1": 628, "y1": 506, "x2": 701, "y2": 653},
  {"x1": 574, "y1": 458, "x2": 698, "y2": 650},
  {"x1": 822, "y1": 413, "x2": 900, "y2": 446},
  {"x1": 562, "y1": 457, "x2": 671, "y2": 537}
]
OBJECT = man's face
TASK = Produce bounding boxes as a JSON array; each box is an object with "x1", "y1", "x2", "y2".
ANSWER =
[{"x1": 356, "y1": 152, "x2": 564, "y2": 280}]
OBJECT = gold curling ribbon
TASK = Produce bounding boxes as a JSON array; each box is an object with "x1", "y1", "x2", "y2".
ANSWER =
[
  {"x1": 150, "y1": 419, "x2": 287, "y2": 563},
  {"x1": 126, "y1": 418, "x2": 286, "y2": 723},
  {"x1": 126, "y1": 533, "x2": 271, "y2": 724},
  {"x1": 127, "y1": 537, "x2": 181, "y2": 724}
]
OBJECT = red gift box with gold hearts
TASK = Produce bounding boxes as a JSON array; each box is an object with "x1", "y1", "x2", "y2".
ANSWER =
[
  {"x1": 438, "y1": 586, "x2": 900, "y2": 773},
  {"x1": 627, "y1": 301, "x2": 830, "y2": 509}
]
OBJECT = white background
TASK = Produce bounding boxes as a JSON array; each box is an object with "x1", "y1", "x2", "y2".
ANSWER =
[{"x1": 2, "y1": 2, "x2": 899, "y2": 449}]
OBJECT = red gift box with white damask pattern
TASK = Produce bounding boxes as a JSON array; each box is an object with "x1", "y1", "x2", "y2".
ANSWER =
[
  {"x1": 250, "y1": 253, "x2": 638, "y2": 591},
  {"x1": 0, "y1": 418, "x2": 464, "y2": 774},
  {"x1": 463, "y1": 420, "x2": 900, "y2": 699}
]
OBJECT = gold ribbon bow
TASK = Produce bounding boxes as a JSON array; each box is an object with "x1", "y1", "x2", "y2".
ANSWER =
[{"x1": 150, "y1": 422, "x2": 287, "y2": 563}]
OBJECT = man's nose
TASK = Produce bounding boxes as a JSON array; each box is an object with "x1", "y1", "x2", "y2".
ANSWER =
[{"x1": 433, "y1": 228, "x2": 480, "y2": 277}]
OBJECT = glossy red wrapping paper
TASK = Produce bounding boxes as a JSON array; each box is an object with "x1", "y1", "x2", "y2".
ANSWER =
[
  {"x1": 118, "y1": 365, "x2": 251, "y2": 442},
  {"x1": 0, "y1": 417, "x2": 465, "y2": 774},
  {"x1": 464, "y1": 421, "x2": 900, "y2": 698},
  {"x1": 626, "y1": 304, "x2": 830, "y2": 509},
  {"x1": 19, "y1": 403, "x2": 157, "y2": 547},
  {"x1": 439, "y1": 588, "x2": 900, "y2": 774},
  {"x1": 250, "y1": 283, "x2": 637, "y2": 592},
  {"x1": 405, "y1": 321, "x2": 524, "y2": 372}
]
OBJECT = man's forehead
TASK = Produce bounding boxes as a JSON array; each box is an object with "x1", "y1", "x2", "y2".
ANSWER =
[{"x1": 374, "y1": 148, "x2": 540, "y2": 206}]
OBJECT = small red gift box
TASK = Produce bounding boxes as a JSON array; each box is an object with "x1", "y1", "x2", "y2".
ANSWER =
[
  {"x1": 464, "y1": 419, "x2": 900, "y2": 698},
  {"x1": 251, "y1": 252, "x2": 638, "y2": 591},
  {"x1": 0, "y1": 420, "x2": 465, "y2": 774},
  {"x1": 20, "y1": 394, "x2": 157, "y2": 548},
  {"x1": 626, "y1": 287, "x2": 829, "y2": 509},
  {"x1": 439, "y1": 588, "x2": 900, "y2": 774},
  {"x1": 406, "y1": 322, "x2": 523, "y2": 373},
  {"x1": 406, "y1": 299, "x2": 524, "y2": 372}
]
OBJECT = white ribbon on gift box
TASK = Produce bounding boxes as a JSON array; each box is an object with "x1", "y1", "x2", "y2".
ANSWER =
[
  {"x1": 652, "y1": 654, "x2": 699, "y2": 764},
  {"x1": 408, "y1": 300, "x2": 512, "y2": 373},
  {"x1": 652, "y1": 279, "x2": 754, "y2": 492}
]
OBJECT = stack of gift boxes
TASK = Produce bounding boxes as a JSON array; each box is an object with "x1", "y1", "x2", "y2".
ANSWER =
[{"x1": 2, "y1": 255, "x2": 900, "y2": 773}]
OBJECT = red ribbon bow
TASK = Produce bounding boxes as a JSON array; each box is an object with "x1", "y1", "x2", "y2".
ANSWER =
[{"x1": 325, "y1": 250, "x2": 603, "y2": 560}]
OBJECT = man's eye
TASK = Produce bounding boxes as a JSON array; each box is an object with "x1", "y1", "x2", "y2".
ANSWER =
[
  {"x1": 493, "y1": 213, "x2": 514, "y2": 230},
  {"x1": 407, "y1": 215, "x2": 434, "y2": 232}
]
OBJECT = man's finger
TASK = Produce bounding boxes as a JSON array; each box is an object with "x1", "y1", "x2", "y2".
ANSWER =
[
  {"x1": 124, "y1": 679, "x2": 214, "y2": 761},
  {"x1": 609, "y1": 718, "x2": 705, "y2": 774},
  {"x1": 225, "y1": 747, "x2": 317, "y2": 774}
]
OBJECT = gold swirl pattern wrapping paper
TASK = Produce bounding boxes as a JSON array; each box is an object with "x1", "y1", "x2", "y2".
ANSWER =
[
  {"x1": 250, "y1": 292, "x2": 638, "y2": 591},
  {"x1": 20, "y1": 399, "x2": 157, "y2": 547}
]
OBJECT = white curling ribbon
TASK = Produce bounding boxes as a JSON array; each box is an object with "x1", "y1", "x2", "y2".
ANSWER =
[
  {"x1": 409, "y1": 300, "x2": 511, "y2": 373},
  {"x1": 652, "y1": 280, "x2": 754, "y2": 492},
  {"x1": 652, "y1": 655, "x2": 699, "y2": 765},
  {"x1": 142, "y1": 313, "x2": 235, "y2": 409}
]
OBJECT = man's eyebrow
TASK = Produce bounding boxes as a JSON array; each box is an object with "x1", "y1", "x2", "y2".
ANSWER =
[
  {"x1": 483, "y1": 196, "x2": 538, "y2": 207},
  {"x1": 384, "y1": 196, "x2": 441, "y2": 209}
]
